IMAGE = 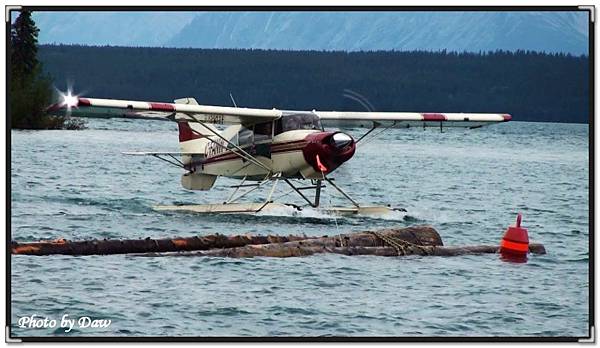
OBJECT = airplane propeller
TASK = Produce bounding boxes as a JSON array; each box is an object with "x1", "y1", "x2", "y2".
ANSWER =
[{"x1": 310, "y1": 88, "x2": 375, "y2": 204}]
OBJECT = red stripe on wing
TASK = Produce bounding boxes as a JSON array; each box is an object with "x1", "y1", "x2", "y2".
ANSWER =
[
  {"x1": 150, "y1": 102, "x2": 176, "y2": 112},
  {"x1": 78, "y1": 98, "x2": 92, "y2": 106},
  {"x1": 422, "y1": 113, "x2": 446, "y2": 121}
]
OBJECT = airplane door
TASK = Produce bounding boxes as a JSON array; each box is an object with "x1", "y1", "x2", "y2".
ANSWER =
[{"x1": 252, "y1": 121, "x2": 273, "y2": 158}]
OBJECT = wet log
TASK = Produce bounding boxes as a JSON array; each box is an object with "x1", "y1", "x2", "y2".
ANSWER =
[
  {"x1": 11, "y1": 225, "x2": 545, "y2": 258},
  {"x1": 141, "y1": 243, "x2": 546, "y2": 258},
  {"x1": 11, "y1": 225, "x2": 442, "y2": 256},
  {"x1": 11, "y1": 234, "x2": 315, "y2": 256}
]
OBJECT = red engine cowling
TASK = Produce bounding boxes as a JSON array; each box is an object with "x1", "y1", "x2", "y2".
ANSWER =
[{"x1": 302, "y1": 132, "x2": 356, "y2": 174}]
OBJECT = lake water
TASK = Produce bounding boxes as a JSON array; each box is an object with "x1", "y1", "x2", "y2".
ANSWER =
[{"x1": 10, "y1": 119, "x2": 590, "y2": 338}]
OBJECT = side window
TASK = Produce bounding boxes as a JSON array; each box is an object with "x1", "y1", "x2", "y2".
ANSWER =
[
  {"x1": 238, "y1": 126, "x2": 253, "y2": 147},
  {"x1": 283, "y1": 115, "x2": 301, "y2": 132},
  {"x1": 274, "y1": 118, "x2": 283, "y2": 135},
  {"x1": 254, "y1": 122, "x2": 273, "y2": 143}
]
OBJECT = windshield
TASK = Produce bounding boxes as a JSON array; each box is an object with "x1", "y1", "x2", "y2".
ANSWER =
[{"x1": 276, "y1": 113, "x2": 322, "y2": 134}]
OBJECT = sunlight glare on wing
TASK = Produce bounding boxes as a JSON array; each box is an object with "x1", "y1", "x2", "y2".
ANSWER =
[{"x1": 60, "y1": 89, "x2": 79, "y2": 109}]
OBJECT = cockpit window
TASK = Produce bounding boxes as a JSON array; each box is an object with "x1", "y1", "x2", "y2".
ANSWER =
[
  {"x1": 253, "y1": 122, "x2": 272, "y2": 143},
  {"x1": 236, "y1": 126, "x2": 253, "y2": 147},
  {"x1": 275, "y1": 113, "x2": 322, "y2": 135}
]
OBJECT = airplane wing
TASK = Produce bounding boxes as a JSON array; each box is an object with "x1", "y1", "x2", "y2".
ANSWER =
[
  {"x1": 315, "y1": 111, "x2": 511, "y2": 129},
  {"x1": 47, "y1": 96, "x2": 282, "y2": 125},
  {"x1": 47, "y1": 95, "x2": 510, "y2": 128}
]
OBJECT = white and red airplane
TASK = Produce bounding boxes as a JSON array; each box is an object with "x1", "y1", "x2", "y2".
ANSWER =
[{"x1": 48, "y1": 92, "x2": 511, "y2": 215}]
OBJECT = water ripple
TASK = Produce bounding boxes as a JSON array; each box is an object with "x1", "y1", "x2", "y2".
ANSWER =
[{"x1": 10, "y1": 121, "x2": 589, "y2": 337}]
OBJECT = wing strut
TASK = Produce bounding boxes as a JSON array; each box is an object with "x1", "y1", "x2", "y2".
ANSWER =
[
  {"x1": 226, "y1": 174, "x2": 272, "y2": 204},
  {"x1": 323, "y1": 177, "x2": 360, "y2": 208},
  {"x1": 151, "y1": 153, "x2": 184, "y2": 169},
  {"x1": 183, "y1": 113, "x2": 273, "y2": 173},
  {"x1": 282, "y1": 179, "x2": 324, "y2": 207},
  {"x1": 355, "y1": 121, "x2": 380, "y2": 143},
  {"x1": 358, "y1": 121, "x2": 397, "y2": 147}
]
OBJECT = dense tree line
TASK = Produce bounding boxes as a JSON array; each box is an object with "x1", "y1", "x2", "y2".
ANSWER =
[
  {"x1": 39, "y1": 45, "x2": 589, "y2": 123},
  {"x1": 10, "y1": 12, "x2": 83, "y2": 129}
]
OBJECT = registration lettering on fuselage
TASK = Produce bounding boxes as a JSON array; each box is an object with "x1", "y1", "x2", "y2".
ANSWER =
[
  {"x1": 205, "y1": 138, "x2": 228, "y2": 158},
  {"x1": 204, "y1": 114, "x2": 225, "y2": 124}
]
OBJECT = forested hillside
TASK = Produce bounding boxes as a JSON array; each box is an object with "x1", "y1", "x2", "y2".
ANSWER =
[{"x1": 39, "y1": 45, "x2": 589, "y2": 123}]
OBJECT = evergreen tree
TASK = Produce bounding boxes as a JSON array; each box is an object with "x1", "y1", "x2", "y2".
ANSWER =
[
  {"x1": 10, "y1": 10, "x2": 39, "y2": 79},
  {"x1": 9, "y1": 10, "x2": 83, "y2": 129}
]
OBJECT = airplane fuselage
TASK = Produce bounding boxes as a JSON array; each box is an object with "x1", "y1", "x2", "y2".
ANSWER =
[{"x1": 182, "y1": 113, "x2": 356, "y2": 181}]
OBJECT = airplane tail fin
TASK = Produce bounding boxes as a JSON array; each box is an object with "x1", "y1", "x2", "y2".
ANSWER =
[
  {"x1": 174, "y1": 97, "x2": 219, "y2": 153},
  {"x1": 174, "y1": 97, "x2": 218, "y2": 190}
]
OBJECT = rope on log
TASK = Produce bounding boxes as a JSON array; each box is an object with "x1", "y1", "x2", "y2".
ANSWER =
[{"x1": 366, "y1": 230, "x2": 433, "y2": 256}]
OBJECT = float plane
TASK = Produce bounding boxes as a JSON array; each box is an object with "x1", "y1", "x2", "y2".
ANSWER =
[{"x1": 48, "y1": 92, "x2": 511, "y2": 216}]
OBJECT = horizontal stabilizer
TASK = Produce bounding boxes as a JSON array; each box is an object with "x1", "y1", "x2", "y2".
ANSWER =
[{"x1": 174, "y1": 97, "x2": 199, "y2": 105}]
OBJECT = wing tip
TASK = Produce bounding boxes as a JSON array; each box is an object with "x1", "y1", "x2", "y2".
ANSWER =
[{"x1": 78, "y1": 97, "x2": 91, "y2": 107}]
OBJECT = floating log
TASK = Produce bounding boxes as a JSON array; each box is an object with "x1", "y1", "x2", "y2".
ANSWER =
[
  {"x1": 11, "y1": 234, "x2": 314, "y2": 256},
  {"x1": 11, "y1": 225, "x2": 442, "y2": 256},
  {"x1": 142, "y1": 242, "x2": 546, "y2": 258},
  {"x1": 11, "y1": 225, "x2": 546, "y2": 258}
]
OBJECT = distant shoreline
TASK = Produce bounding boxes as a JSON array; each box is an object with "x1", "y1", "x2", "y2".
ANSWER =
[
  {"x1": 39, "y1": 44, "x2": 590, "y2": 124},
  {"x1": 39, "y1": 43, "x2": 590, "y2": 57}
]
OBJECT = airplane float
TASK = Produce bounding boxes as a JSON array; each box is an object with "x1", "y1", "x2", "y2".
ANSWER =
[{"x1": 48, "y1": 91, "x2": 511, "y2": 216}]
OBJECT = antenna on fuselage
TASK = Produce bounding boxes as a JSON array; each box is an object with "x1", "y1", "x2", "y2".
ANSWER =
[{"x1": 229, "y1": 93, "x2": 238, "y2": 108}]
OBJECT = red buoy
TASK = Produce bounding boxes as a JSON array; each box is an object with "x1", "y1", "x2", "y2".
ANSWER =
[{"x1": 500, "y1": 213, "x2": 529, "y2": 262}]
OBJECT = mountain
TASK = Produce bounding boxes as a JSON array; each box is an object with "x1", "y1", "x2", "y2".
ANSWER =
[
  {"x1": 167, "y1": 11, "x2": 589, "y2": 55},
  {"x1": 32, "y1": 11, "x2": 196, "y2": 47},
  {"x1": 32, "y1": 11, "x2": 589, "y2": 55}
]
